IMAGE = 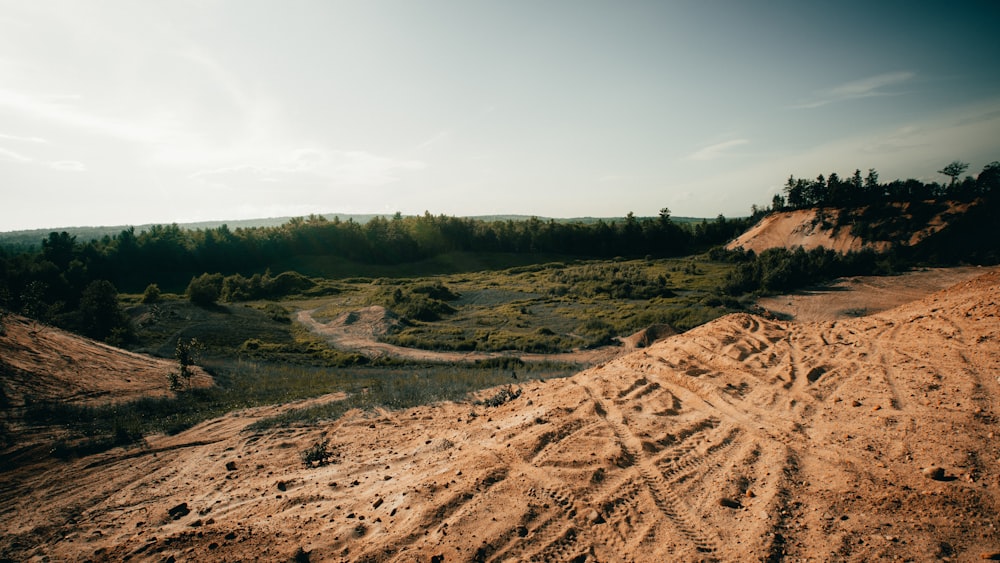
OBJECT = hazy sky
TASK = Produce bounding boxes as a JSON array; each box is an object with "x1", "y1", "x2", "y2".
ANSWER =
[{"x1": 2, "y1": 1, "x2": 999, "y2": 231}]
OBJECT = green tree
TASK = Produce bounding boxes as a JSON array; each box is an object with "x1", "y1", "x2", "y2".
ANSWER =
[
  {"x1": 938, "y1": 160, "x2": 969, "y2": 187},
  {"x1": 142, "y1": 283, "x2": 161, "y2": 304},
  {"x1": 41, "y1": 231, "x2": 77, "y2": 270},
  {"x1": 79, "y1": 280, "x2": 133, "y2": 345},
  {"x1": 977, "y1": 161, "x2": 1000, "y2": 195},
  {"x1": 186, "y1": 273, "x2": 223, "y2": 306},
  {"x1": 171, "y1": 337, "x2": 202, "y2": 390}
]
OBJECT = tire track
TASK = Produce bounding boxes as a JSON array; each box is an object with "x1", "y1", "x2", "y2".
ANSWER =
[
  {"x1": 525, "y1": 419, "x2": 600, "y2": 465},
  {"x1": 579, "y1": 384, "x2": 723, "y2": 556}
]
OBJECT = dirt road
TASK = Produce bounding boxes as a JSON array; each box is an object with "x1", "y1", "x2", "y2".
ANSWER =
[{"x1": 296, "y1": 307, "x2": 624, "y2": 365}]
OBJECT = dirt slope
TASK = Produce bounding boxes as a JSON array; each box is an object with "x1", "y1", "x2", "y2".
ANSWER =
[
  {"x1": 3, "y1": 271, "x2": 999, "y2": 562},
  {"x1": 727, "y1": 209, "x2": 872, "y2": 254},
  {"x1": 0, "y1": 314, "x2": 212, "y2": 407},
  {"x1": 727, "y1": 203, "x2": 971, "y2": 255}
]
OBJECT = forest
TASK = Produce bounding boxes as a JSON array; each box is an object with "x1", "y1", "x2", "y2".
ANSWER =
[
  {"x1": 1, "y1": 160, "x2": 998, "y2": 346},
  {"x1": 0, "y1": 210, "x2": 748, "y2": 342}
]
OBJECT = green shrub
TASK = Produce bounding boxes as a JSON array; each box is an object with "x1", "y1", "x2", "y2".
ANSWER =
[
  {"x1": 576, "y1": 318, "x2": 616, "y2": 347},
  {"x1": 186, "y1": 273, "x2": 223, "y2": 305},
  {"x1": 78, "y1": 280, "x2": 134, "y2": 345},
  {"x1": 474, "y1": 385, "x2": 522, "y2": 408},
  {"x1": 301, "y1": 439, "x2": 337, "y2": 467},
  {"x1": 142, "y1": 283, "x2": 162, "y2": 304},
  {"x1": 410, "y1": 281, "x2": 460, "y2": 301}
]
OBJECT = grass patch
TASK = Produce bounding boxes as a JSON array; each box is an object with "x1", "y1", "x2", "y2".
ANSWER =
[
  {"x1": 248, "y1": 361, "x2": 573, "y2": 430},
  {"x1": 309, "y1": 255, "x2": 740, "y2": 353}
]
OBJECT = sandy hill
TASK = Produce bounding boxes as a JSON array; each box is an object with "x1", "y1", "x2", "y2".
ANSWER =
[
  {"x1": 727, "y1": 202, "x2": 971, "y2": 254},
  {"x1": 0, "y1": 314, "x2": 211, "y2": 408},
  {"x1": 2, "y1": 270, "x2": 1000, "y2": 562}
]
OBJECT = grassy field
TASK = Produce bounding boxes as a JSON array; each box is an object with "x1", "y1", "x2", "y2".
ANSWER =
[
  {"x1": 306, "y1": 256, "x2": 739, "y2": 353},
  {"x1": 22, "y1": 253, "x2": 741, "y2": 456}
]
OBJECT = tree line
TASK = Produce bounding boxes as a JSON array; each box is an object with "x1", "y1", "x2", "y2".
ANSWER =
[
  {"x1": 718, "y1": 160, "x2": 1000, "y2": 296},
  {"x1": 0, "y1": 210, "x2": 748, "y2": 342},
  {"x1": 771, "y1": 160, "x2": 999, "y2": 211},
  {"x1": 4, "y1": 159, "x2": 996, "y2": 345}
]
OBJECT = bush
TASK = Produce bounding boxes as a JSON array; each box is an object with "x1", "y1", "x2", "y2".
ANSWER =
[
  {"x1": 171, "y1": 337, "x2": 203, "y2": 390},
  {"x1": 186, "y1": 273, "x2": 223, "y2": 306},
  {"x1": 301, "y1": 439, "x2": 337, "y2": 467},
  {"x1": 576, "y1": 318, "x2": 616, "y2": 347},
  {"x1": 142, "y1": 283, "x2": 162, "y2": 304},
  {"x1": 78, "y1": 280, "x2": 134, "y2": 345},
  {"x1": 220, "y1": 271, "x2": 317, "y2": 302},
  {"x1": 379, "y1": 287, "x2": 455, "y2": 322},
  {"x1": 410, "y1": 281, "x2": 460, "y2": 301},
  {"x1": 268, "y1": 271, "x2": 316, "y2": 295},
  {"x1": 474, "y1": 385, "x2": 522, "y2": 408}
]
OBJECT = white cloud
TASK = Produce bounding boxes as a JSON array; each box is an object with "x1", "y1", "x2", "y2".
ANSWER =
[
  {"x1": 0, "y1": 145, "x2": 33, "y2": 162},
  {"x1": 191, "y1": 148, "x2": 425, "y2": 189},
  {"x1": 686, "y1": 139, "x2": 749, "y2": 161},
  {"x1": 0, "y1": 87, "x2": 175, "y2": 143},
  {"x1": 794, "y1": 71, "x2": 916, "y2": 109},
  {"x1": 49, "y1": 160, "x2": 85, "y2": 171},
  {"x1": 0, "y1": 132, "x2": 46, "y2": 143}
]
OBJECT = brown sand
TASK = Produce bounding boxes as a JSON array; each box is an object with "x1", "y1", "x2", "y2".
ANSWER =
[
  {"x1": 727, "y1": 209, "x2": 873, "y2": 254},
  {"x1": 2, "y1": 268, "x2": 999, "y2": 562},
  {"x1": 0, "y1": 314, "x2": 212, "y2": 407}
]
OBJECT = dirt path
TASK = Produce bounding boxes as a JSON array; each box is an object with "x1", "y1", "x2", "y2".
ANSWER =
[{"x1": 296, "y1": 308, "x2": 624, "y2": 365}]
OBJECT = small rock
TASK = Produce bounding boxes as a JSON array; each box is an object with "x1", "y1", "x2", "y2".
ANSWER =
[
  {"x1": 719, "y1": 498, "x2": 743, "y2": 509},
  {"x1": 225, "y1": 461, "x2": 238, "y2": 471},
  {"x1": 168, "y1": 503, "x2": 190, "y2": 520},
  {"x1": 291, "y1": 546, "x2": 311, "y2": 562},
  {"x1": 981, "y1": 552, "x2": 1000, "y2": 560},
  {"x1": 851, "y1": 400, "x2": 862, "y2": 407},
  {"x1": 277, "y1": 481, "x2": 287, "y2": 491},
  {"x1": 586, "y1": 509, "x2": 605, "y2": 524},
  {"x1": 516, "y1": 526, "x2": 529, "y2": 537},
  {"x1": 923, "y1": 466, "x2": 947, "y2": 481},
  {"x1": 373, "y1": 498, "x2": 384, "y2": 509}
]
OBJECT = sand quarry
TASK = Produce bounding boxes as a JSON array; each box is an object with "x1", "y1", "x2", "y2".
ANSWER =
[{"x1": 2, "y1": 266, "x2": 1000, "y2": 562}]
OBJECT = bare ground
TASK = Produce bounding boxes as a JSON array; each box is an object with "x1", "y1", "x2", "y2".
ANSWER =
[
  {"x1": 757, "y1": 266, "x2": 989, "y2": 322},
  {"x1": 2, "y1": 267, "x2": 1000, "y2": 562},
  {"x1": 0, "y1": 315, "x2": 212, "y2": 407}
]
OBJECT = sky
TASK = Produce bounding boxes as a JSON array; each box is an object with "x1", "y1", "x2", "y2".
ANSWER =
[{"x1": 2, "y1": 0, "x2": 1000, "y2": 231}]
